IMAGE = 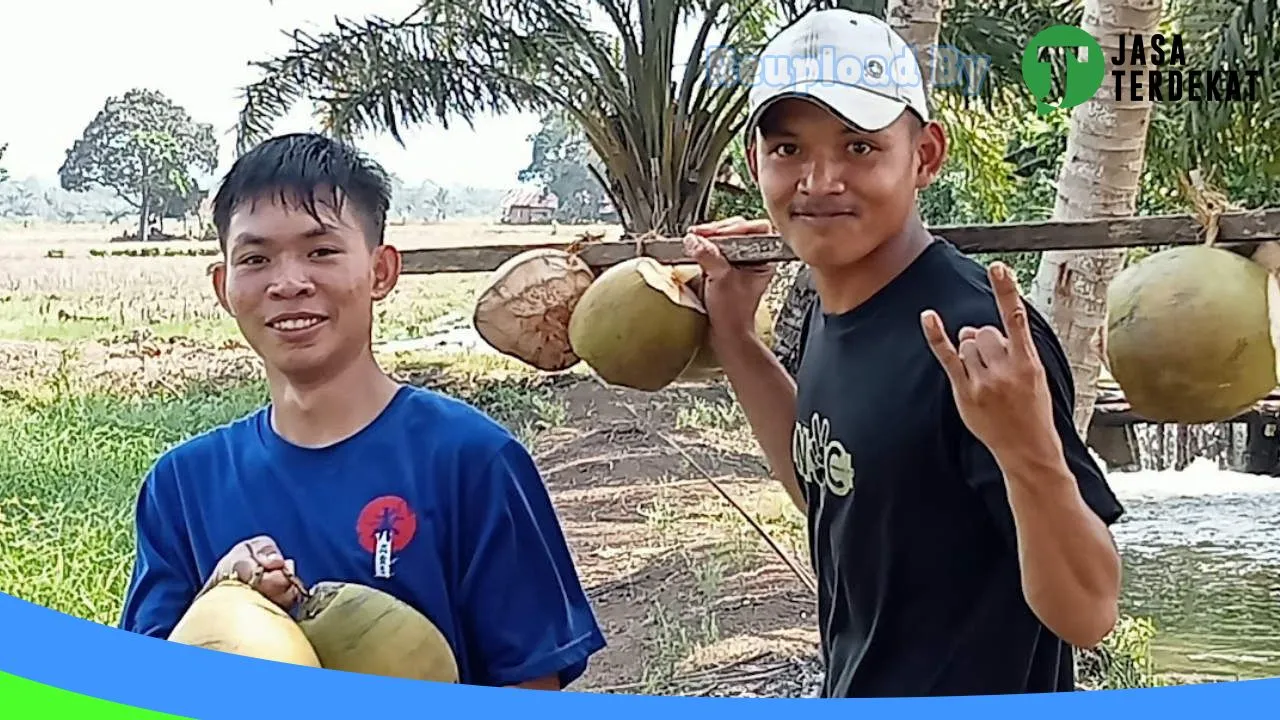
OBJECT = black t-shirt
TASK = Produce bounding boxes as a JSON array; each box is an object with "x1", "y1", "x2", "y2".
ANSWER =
[{"x1": 791, "y1": 238, "x2": 1125, "y2": 698}]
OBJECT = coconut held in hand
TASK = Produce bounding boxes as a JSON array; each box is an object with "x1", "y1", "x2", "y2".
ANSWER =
[
  {"x1": 167, "y1": 578, "x2": 323, "y2": 668},
  {"x1": 167, "y1": 574, "x2": 459, "y2": 684},
  {"x1": 568, "y1": 257, "x2": 709, "y2": 391},
  {"x1": 473, "y1": 248, "x2": 596, "y2": 371},
  {"x1": 1105, "y1": 244, "x2": 1280, "y2": 424}
]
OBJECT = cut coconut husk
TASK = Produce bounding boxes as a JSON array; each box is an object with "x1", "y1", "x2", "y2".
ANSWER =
[
  {"x1": 296, "y1": 581, "x2": 460, "y2": 683},
  {"x1": 472, "y1": 248, "x2": 596, "y2": 371},
  {"x1": 167, "y1": 578, "x2": 322, "y2": 667},
  {"x1": 568, "y1": 256, "x2": 709, "y2": 391},
  {"x1": 1105, "y1": 244, "x2": 1280, "y2": 424}
]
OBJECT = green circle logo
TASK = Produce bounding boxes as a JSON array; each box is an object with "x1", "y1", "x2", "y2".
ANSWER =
[{"x1": 1021, "y1": 25, "x2": 1106, "y2": 117}]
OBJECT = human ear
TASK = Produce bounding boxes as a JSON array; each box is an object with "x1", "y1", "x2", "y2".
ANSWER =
[
  {"x1": 914, "y1": 120, "x2": 949, "y2": 189},
  {"x1": 746, "y1": 137, "x2": 761, "y2": 183},
  {"x1": 209, "y1": 261, "x2": 233, "y2": 315},
  {"x1": 370, "y1": 245, "x2": 402, "y2": 301}
]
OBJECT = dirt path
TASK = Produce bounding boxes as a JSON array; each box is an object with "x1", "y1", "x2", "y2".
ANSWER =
[{"x1": 527, "y1": 376, "x2": 822, "y2": 696}]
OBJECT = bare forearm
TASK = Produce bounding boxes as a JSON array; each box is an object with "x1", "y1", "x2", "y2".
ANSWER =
[
  {"x1": 999, "y1": 445, "x2": 1121, "y2": 648},
  {"x1": 711, "y1": 332, "x2": 806, "y2": 512}
]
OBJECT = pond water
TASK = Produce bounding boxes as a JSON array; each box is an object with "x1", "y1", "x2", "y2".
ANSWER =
[{"x1": 1110, "y1": 458, "x2": 1280, "y2": 682}]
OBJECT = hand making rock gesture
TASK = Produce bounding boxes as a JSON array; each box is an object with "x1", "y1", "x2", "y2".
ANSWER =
[{"x1": 919, "y1": 262, "x2": 1057, "y2": 461}]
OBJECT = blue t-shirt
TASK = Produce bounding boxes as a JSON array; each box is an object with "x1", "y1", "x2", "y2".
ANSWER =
[{"x1": 118, "y1": 384, "x2": 607, "y2": 688}]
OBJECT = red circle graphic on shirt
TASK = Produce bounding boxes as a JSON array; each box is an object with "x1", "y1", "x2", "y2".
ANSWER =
[{"x1": 355, "y1": 495, "x2": 418, "y2": 554}]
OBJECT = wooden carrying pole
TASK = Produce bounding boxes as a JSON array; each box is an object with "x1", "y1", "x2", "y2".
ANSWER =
[{"x1": 399, "y1": 208, "x2": 1280, "y2": 275}]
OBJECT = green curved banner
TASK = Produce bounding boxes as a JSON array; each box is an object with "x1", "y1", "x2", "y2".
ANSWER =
[{"x1": 0, "y1": 671, "x2": 189, "y2": 719}]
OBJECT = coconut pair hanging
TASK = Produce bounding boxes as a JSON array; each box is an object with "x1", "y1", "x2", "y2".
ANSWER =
[{"x1": 472, "y1": 232, "x2": 771, "y2": 392}]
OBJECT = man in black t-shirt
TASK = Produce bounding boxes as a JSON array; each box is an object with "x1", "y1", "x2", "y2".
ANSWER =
[{"x1": 681, "y1": 9, "x2": 1125, "y2": 698}]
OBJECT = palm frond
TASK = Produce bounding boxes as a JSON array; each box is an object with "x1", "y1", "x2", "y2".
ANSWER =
[
  {"x1": 1170, "y1": 0, "x2": 1279, "y2": 169},
  {"x1": 234, "y1": 0, "x2": 875, "y2": 233},
  {"x1": 935, "y1": 0, "x2": 1083, "y2": 115},
  {"x1": 1143, "y1": 0, "x2": 1280, "y2": 209},
  {"x1": 237, "y1": 0, "x2": 628, "y2": 153}
]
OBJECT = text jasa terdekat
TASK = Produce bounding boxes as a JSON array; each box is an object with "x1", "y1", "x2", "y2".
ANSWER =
[{"x1": 1111, "y1": 34, "x2": 1262, "y2": 103}]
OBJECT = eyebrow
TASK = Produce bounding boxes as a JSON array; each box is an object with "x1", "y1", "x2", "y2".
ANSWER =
[
  {"x1": 229, "y1": 223, "x2": 336, "y2": 249},
  {"x1": 760, "y1": 126, "x2": 871, "y2": 141}
]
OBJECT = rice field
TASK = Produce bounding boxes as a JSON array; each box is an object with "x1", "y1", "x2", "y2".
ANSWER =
[{"x1": 0, "y1": 218, "x2": 616, "y2": 345}]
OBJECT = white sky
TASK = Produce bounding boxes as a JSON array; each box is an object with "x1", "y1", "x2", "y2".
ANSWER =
[{"x1": 0, "y1": 0, "x2": 545, "y2": 189}]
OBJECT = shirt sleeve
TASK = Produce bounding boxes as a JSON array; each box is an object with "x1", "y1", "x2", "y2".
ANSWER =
[
  {"x1": 453, "y1": 438, "x2": 607, "y2": 688},
  {"x1": 117, "y1": 460, "x2": 201, "y2": 638},
  {"x1": 955, "y1": 321, "x2": 1126, "y2": 551}
]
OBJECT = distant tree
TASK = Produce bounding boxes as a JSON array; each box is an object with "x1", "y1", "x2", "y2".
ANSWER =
[
  {"x1": 157, "y1": 184, "x2": 210, "y2": 234},
  {"x1": 706, "y1": 136, "x2": 764, "y2": 223},
  {"x1": 432, "y1": 187, "x2": 450, "y2": 221},
  {"x1": 58, "y1": 89, "x2": 219, "y2": 241},
  {"x1": 0, "y1": 179, "x2": 39, "y2": 218},
  {"x1": 0, "y1": 143, "x2": 9, "y2": 184},
  {"x1": 518, "y1": 110, "x2": 608, "y2": 223}
]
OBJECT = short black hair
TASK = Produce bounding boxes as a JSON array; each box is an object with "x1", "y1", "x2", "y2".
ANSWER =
[{"x1": 212, "y1": 133, "x2": 392, "y2": 251}]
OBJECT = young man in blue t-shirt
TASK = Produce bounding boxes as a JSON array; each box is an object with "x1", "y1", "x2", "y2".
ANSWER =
[{"x1": 118, "y1": 132, "x2": 607, "y2": 690}]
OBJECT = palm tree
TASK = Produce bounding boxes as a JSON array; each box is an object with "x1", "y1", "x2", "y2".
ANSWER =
[
  {"x1": 1151, "y1": 0, "x2": 1279, "y2": 207},
  {"x1": 887, "y1": 0, "x2": 945, "y2": 81},
  {"x1": 235, "y1": 0, "x2": 806, "y2": 237},
  {"x1": 232, "y1": 0, "x2": 1091, "y2": 242},
  {"x1": 1024, "y1": 0, "x2": 1163, "y2": 434}
]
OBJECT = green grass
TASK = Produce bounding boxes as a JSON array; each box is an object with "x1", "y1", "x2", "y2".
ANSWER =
[
  {"x1": 0, "y1": 379, "x2": 266, "y2": 625},
  {"x1": 0, "y1": 362, "x2": 566, "y2": 629}
]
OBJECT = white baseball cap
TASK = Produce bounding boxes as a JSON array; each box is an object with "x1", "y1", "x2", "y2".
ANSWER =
[{"x1": 741, "y1": 9, "x2": 930, "y2": 144}]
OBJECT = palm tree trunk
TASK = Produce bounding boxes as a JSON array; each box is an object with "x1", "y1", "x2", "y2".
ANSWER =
[
  {"x1": 888, "y1": 0, "x2": 947, "y2": 85},
  {"x1": 1027, "y1": 0, "x2": 1163, "y2": 437},
  {"x1": 771, "y1": 0, "x2": 945, "y2": 375}
]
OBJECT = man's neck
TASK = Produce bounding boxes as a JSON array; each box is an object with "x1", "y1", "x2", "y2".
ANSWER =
[
  {"x1": 266, "y1": 352, "x2": 402, "y2": 449},
  {"x1": 811, "y1": 215, "x2": 935, "y2": 316}
]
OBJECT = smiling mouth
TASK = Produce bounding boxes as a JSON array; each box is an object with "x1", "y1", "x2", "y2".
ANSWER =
[{"x1": 267, "y1": 315, "x2": 328, "y2": 331}]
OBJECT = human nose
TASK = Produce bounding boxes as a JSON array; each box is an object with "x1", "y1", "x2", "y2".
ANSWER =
[
  {"x1": 266, "y1": 259, "x2": 316, "y2": 299},
  {"x1": 798, "y1": 152, "x2": 847, "y2": 195}
]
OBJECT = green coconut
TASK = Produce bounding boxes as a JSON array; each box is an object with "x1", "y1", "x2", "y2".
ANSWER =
[
  {"x1": 1105, "y1": 244, "x2": 1280, "y2": 424},
  {"x1": 472, "y1": 248, "x2": 596, "y2": 372},
  {"x1": 296, "y1": 581, "x2": 459, "y2": 683},
  {"x1": 568, "y1": 257, "x2": 709, "y2": 391}
]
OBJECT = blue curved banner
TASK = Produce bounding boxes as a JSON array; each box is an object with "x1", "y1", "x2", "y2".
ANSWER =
[{"x1": 0, "y1": 590, "x2": 1274, "y2": 718}]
